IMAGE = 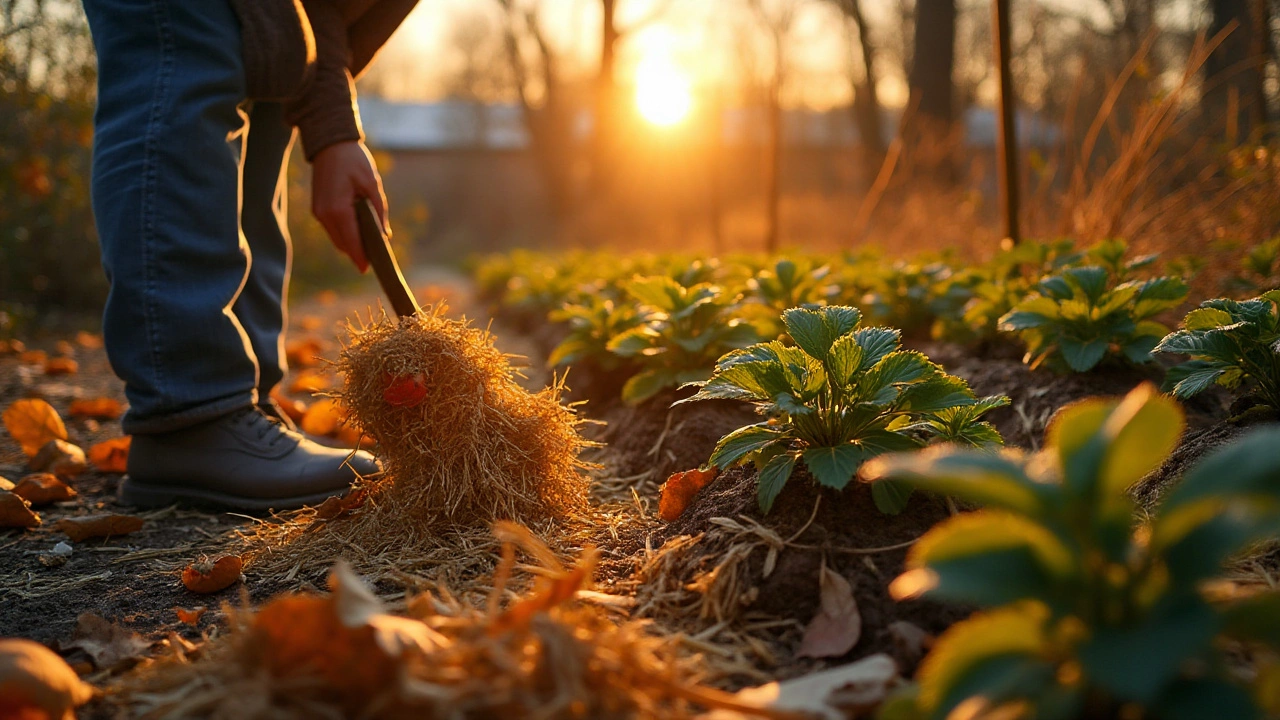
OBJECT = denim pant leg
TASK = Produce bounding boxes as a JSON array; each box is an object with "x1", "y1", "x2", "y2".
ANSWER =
[
  {"x1": 237, "y1": 101, "x2": 296, "y2": 398},
  {"x1": 84, "y1": 0, "x2": 258, "y2": 434}
]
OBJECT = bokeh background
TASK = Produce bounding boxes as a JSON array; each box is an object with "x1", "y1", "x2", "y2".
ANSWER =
[{"x1": 3, "y1": 0, "x2": 1280, "y2": 329}]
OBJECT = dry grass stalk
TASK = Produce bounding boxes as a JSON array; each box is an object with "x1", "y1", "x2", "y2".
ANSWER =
[
  {"x1": 245, "y1": 306, "x2": 591, "y2": 583},
  {"x1": 112, "y1": 523, "x2": 796, "y2": 720}
]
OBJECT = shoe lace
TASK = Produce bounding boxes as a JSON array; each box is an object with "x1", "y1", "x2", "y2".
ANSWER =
[{"x1": 232, "y1": 407, "x2": 285, "y2": 447}]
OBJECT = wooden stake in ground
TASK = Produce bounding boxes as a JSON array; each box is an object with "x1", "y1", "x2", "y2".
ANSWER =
[{"x1": 993, "y1": 0, "x2": 1021, "y2": 247}]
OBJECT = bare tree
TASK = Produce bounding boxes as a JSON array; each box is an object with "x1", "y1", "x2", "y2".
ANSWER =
[
  {"x1": 748, "y1": 0, "x2": 804, "y2": 254},
  {"x1": 832, "y1": 0, "x2": 885, "y2": 158},
  {"x1": 1205, "y1": 0, "x2": 1270, "y2": 141}
]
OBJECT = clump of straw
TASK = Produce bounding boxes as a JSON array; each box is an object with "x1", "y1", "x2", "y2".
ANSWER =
[
  {"x1": 340, "y1": 307, "x2": 588, "y2": 521},
  {"x1": 245, "y1": 306, "x2": 589, "y2": 583}
]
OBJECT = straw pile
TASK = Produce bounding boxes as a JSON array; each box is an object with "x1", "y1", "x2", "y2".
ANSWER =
[
  {"x1": 113, "y1": 524, "x2": 782, "y2": 720},
  {"x1": 247, "y1": 307, "x2": 590, "y2": 582}
]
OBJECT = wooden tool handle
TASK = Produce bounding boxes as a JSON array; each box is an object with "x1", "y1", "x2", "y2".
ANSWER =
[{"x1": 356, "y1": 198, "x2": 420, "y2": 318}]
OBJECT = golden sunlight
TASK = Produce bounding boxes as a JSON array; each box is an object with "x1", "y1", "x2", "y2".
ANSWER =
[{"x1": 634, "y1": 54, "x2": 693, "y2": 127}]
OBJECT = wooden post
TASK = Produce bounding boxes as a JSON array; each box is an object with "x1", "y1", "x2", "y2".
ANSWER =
[{"x1": 993, "y1": 0, "x2": 1020, "y2": 246}]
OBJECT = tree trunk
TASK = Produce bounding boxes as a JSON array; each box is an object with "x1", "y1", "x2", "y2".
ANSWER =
[
  {"x1": 765, "y1": 73, "x2": 782, "y2": 254},
  {"x1": 907, "y1": 0, "x2": 956, "y2": 126},
  {"x1": 591, "y1": 0, "x2": 620, "y2": 191},
  {"x1": 844, "y1": 0, "x2": 885, "y2": 158},
  {"x1": 1205, "y1": 0, "x2": 1269, "y2": 141}
]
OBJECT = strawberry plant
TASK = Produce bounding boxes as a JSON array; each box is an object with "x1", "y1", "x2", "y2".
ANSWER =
[
  {"x1": 1085, "y1": 238, "x2": 1158, "y2": 281},
  {"x1": 1154, "y1": 291, "x2": 1280, "y2": 409},
  {"x1": 998, "y1": 266, "x2": 1188, "y2": 372},
  {"x1": 682, "y1": 306, "x2": 1007, "y2": 514},
  {"x1": 547, "y1": 294, "x2": 645, "y2": 371},
  {"x1": 1225, "y1": 237, "x2": 1280, "y2": 297},
  {"x1": 866, "y1": 385, "x2": 1280, "y2": 720},
  {"x1": 738, "y1": 258, "x2": 836, "y2": 338},
  {"x1": 606, "y1": 275, "x2": 761, "y2": 404}
]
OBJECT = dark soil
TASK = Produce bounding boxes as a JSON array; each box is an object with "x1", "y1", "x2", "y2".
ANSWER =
[
  {"x1": 656, "y1": 465, "x2": 968, "y2": 675},
  {"x1": 912, "y1": 341, "x2": 1230, "y2": 450},
  {"x1": 586, "y1": 391, "x2": 761, "y2": 488}
]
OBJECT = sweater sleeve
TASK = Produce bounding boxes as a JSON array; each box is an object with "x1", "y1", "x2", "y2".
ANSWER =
[{"x1": 286, "y1": 0, "x2": 363, "y2": 160}]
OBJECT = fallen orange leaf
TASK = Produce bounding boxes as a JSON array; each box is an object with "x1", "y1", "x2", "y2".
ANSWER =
[
  {"x1": 288, "y1": 369, "x2": 331, "y2": 394},
  {"x1": 0, "y1": 491, "x2": 40, "y2": 529},
  {"x1": 0, "y1": 339, "x2": 24, "y2": 354},
  {"x1": 2, "y1": 399, "x2": 68, "y2": 457},
  {"x1": 658, "y1": 468, "x2": 719, "y2": 522},
  {"x1": 31, "y1": 439, "x2": 87, "y2": 479},
  {"x1": 174, "y1": 606, "x2": 208, "y2": 625},
  {"x1": 285, "y1": 337, "x2": 327, "y2": 368},
  {"x1": 17, "y1": 350, "x2": 47, "y2": 365},
  {"x1": 44, "y1": 357, "x2": 79, "y2": 376},
  {"x1": 0, "y1": 638, "x2": 94, "y2": 720},
  {"x1": 298, "y1": 315, "x2": 324, "y2": 332},
  {"x1": 301, "y1": 399, "x2": 342, "y2": 437},
  {"x1": 316, "y1": 290, "x2": 338, "y2": 306},
  {"x1": 58, "y1": 514, "x2": 143, "y2": 542},
  {"x1": 75, "y1": 331, "x2": 103, "y2": 349},
  {"x1": 181, "y1": 555, "x2": 243, "y2": 594},
  {"x1": 12, "y1": 473, "x2": 77, "y2": 506},
  {"x1": 88, "y1": 437, "x2": 131, "y2": 473},
  {"x1": 53, "y1": 341, "x2": 75, "y2": 357},
  {"x1": 269, "y1": 388, "x2": 308, "y2": 423},
  {"x1": 68, "y1": 397, "x2": 124, "y2": 420}
]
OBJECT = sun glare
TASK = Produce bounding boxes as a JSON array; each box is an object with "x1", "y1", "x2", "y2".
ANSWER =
[{"x1": 634, "y1": 55, "x2": 693, "y2": 127}]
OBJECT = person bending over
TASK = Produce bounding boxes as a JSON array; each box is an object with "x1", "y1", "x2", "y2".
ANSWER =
[{"x1": 81, "y1": 0, "x2": 418, "y2": 510}]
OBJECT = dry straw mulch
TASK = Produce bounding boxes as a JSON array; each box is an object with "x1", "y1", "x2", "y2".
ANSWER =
[{"x1": 246, "y1": 307, "x2": 591, "y2": 585}]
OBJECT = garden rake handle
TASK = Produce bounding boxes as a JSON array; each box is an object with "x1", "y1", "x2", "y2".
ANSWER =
[{"x1": 356, "y1": 197, "x2": 420, "y2": 318}]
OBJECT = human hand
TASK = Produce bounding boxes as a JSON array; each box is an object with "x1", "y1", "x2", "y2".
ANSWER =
[{"x1": 310, "y1": 140, "x2": 389, "y2": 273}]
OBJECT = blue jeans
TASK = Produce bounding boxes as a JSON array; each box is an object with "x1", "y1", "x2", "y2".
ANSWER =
[{"x1": 83, "y1": 0, "x2": 296, "y2": 434}]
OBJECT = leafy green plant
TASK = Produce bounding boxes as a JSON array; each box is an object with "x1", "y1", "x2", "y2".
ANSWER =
[
  {"x1": 606, "y1": 276, "x2": 761, "y2": 404},
  {"x1": 547, "y1": 294, "x2": 645, "y2": 371},
  {"x1": 1225, "y1": 237, "x2": 1280, "y2": 297},
  {"x1": 859, "y1": 262, "x2": 971, "y2": 337},
  {"x1": 682, "y1": 306, "x2": 1008, "y2": 514},
  {"x1": 1085, "y1": 238, "x2": 1158, "y2": 281},
  {"x1": 1154, "y1": 291, "x2": 1280, "y2": 409},
  {"x1": 998, "y1": 266, "x2": 1188, "y2": 372},
  {"x1": 866, "y1": 384, "x2": 1280, "y2": 720}
]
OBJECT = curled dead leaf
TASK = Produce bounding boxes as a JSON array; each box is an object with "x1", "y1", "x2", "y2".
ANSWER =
[
  {"x1": 18, "y1": 350, "x2": 47, "y2": 365},
  {"x1": 268, "y1": 388, "x2": 307, "y2": 423},
  {"x1": 0, "y1": 638, "x2": 94, "y2": 720},
  {"x1": 68, "y1": 397, "x2": 124, "y2": 421},
  {"x1": 181, "y1": 555, "x2": 243, "y2": 594},
  {"x1": 13, "y1": 474, "x2": 77, "y2": 506},
  {"x1": 301, "y1": 399, "x2": 342, "y2": 437},
  {"x1": 64, "y1": 613, "x2": 150, "y2": 671},
  {"x1": 57, "y1": 514, "x2": 143, "y2": 542},
  {"x1": 31, "y1": 440, "x2": 87, "y2": 480},
  {"x1": 658, "y1": 467, "x2": 719, "y2": 522},
  {"x1": 312, "y1": 488, "x2": 367, "y2": 521},
  {"x1": 174, "y1": 606, "x2": 208, "y2": 626},
  {"x1": 708, "y1": 654, "x2": 899, "y2": 720},
  {"x1": 74, "y1": 331, "x2": 103, "y2": 350},
  {"x1": 796, "y1": 564, "x2": 862, "y2": 660},
  {"x1": 43, "y1": 358, "x2": 78, "y2": 376},
  {"x1": 0, "y1": 339, "x2": 25, "y2": 354},
  {"x1": 87, "y1": 437, "x2": 131, "y2": 473},
  {"x1": 3, "y1": 399, "x2": 68, "y2": 458},
  {"x1": 53, "y1": 341, "x2": 75, "y2": 357},
  {"x1": 0, "y1": 491, "x2": 40, "y2": 528}
]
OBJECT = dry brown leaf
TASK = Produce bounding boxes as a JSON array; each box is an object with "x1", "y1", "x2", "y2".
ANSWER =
[
  {"x1": 18, "y1": 350, "x2": 47, "y2": 365},
  {"x1": 796, "y1": 564, "x2": 862, "y2": 660},
  {"x1": 312, "y1": 488, "x2": 367, "y2": 521},
  {"x1": 0, "y1": 339, "x2": 25, "y2": 354},
  {"x1": 657, "y1": 467, "x2": 718, "y2": 522},
  {"x1": 181, "y1": 556, "x2": 243, "y2": 594},
  {"x1": 57, "y1": 514, "x2": 143, "y2": 542},
  {"x1": 87, "y1": 437, "x2": 131, "y2": 473},
  {"x1": 3, "y1": 399, "x2": 68, "y2": 458},
  {"x1": 30, "y1": 440, "x2": 87, "y2": 480},
  {"x1": 268, "y1": 388, "x2": 307, "y2": 423},
  {"x1": 249, "y1": 562, "x2": 441, "y2": 709},
  {"x1": 0, "y1": 477, "x2": 12, "y2": 492},
  {"x1": 887, "y1": 621, "x2": 933, "y2": 667},
  {"x1": 68, "y1": 398, "x2": 123, "y2": 420},
  {"x1": 43, "y1": 358, "x2": 78, "y2": 376},
  {"x1": 285, "y1": 337, "x2": 327, "y2": 368},
  {"x1": 300, "y1": 399, "x2": 342, "y2": 437},
  {"x1": 0, "y1": 638, "x2": 94, "y2": 720},
  {"x1": 12, "y1": 474, "x2": 77, "y2": 506},
  {"x1": 174, "y1": 607, "x2": 207, "y2": 626},
  {"x1": 74, "y1": 331, "x2": 103, "y2": 350},
  {"x1": 709, "y1": 654, "x2": 899, "y2": 720},
  {"x1": 288, "y1": 369, "x2": 331, "y2": 395},
  {"x1": 298, "y1": 315, "x2": 324, "y2": 332},
  {"x1": 0, "y1": 491, "x2": 40, "y2": 529},
  {"x1": 64, "y1": 613, "x2": 150, "y2": 671},
  {"x1": 53, "y1": 341, "x2": 75, "y2": 357}
]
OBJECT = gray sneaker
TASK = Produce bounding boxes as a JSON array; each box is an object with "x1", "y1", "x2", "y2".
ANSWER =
[{"x1": 118, "y1": 406, "x2": 380, "y2": 511}]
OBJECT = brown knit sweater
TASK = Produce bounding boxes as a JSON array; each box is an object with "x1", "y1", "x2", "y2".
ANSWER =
[{"x1": 230, "y1": 0, "x2": 418, "y2": 160}]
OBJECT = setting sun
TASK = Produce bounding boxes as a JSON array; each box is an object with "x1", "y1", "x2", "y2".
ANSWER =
[{"x1": 634, "y1": 55, "x2": 693, "y2": 127}]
